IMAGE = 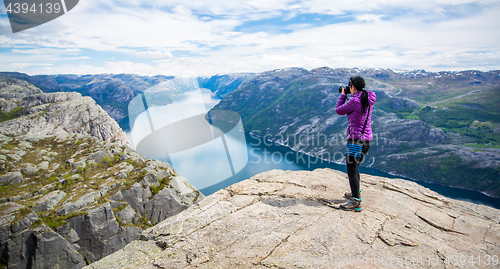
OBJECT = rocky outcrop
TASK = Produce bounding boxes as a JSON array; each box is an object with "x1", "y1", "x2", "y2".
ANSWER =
[
  {"x1": 0, "y1": 75, "x2": 130, "y2": 147},
  {"x1": 86, "y1": 169, "x2": 500, "y2": 269},
  {"x1": 0, "y1": 74, "x2": 201, "y2": 268},
  {"x1": 0, "y1": 75, "x2": 42, "y2": 98},
  {"x1": 0, "y1": 72, "x2": 176, "y2": 128},
  {"x1": 0, "y1": 132, "x2": 204, "y2": 268},
  {"x1": 0, "y1": 212, "x2": 86, "y2": 269}
]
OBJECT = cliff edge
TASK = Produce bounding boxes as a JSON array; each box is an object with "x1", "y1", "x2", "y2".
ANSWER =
[
  {"x1": 0, "y1": 76, "x2": 204, "y2": 268},
  {"x1": 88, "y1": 168, "x2": 500, "y2": 268}
]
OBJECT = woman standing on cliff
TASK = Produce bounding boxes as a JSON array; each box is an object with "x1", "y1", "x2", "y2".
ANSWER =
[{"x1": 335, "y1": 76, "x2": 376, "y2": 212}]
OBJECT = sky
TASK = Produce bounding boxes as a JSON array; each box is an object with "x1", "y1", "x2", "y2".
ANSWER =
[{"x1": 1, "y1": 0, "x2": 500, "y2": 77}]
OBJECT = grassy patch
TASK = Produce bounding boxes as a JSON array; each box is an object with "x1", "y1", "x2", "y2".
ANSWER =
[
  {"x1": 29, "y1": 218, "x2": 44, "y2": 228},
  {"x1": 101, "y1": 155, "x2": 114, "y2": 166},
  {"x1": 0, "y1": 203, "x2": 11, "y2": 213},
  {"x1": 12, "y1": 207, "x2": 32, "y2": 224},
  {"x1": 416, "y1": 105, "x2": 500, "y2": 145},
  {"x1": 0, "y1": 107, "x2": 25, "y2": 123},
  {"x1": 464, "y1": 143, "x2": 500, "y2": 149},
  {"x1": 112, "y1": 204, "x2": 127, "y2": 213},
  {"x1": 40, "y1": 210, "x2": 89, "y2": 230},
  {"x1": 138, "y1": 213, "x2": 152, "y2": 228},
  {"x1": 150, "y1": 184, "x2": 165, "y2": 195}
]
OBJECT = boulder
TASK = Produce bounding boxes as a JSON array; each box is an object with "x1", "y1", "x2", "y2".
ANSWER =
[
  {"x1": 147, "y1": 188, "x2": 189, "y2": 224},
  {"x1": 68, "y1": 203, "x2": 141, "y2": 264},
  {"x1": 115, "y1": 205, "x2": 137, "y2": 224},
  {"x1": 118, "y1": 154, "x2": 129, "y2": 161},
  {"x1": 24, "y1": 134, "x2": 45, "y2": 143},
  {"x1": 57, "y1": 192, "x2": 100, "y2": 215},
  {"x1": 22, "y1": 163, "x2": 39, "y2": 175},
  {"x1": 155, "y1": 170, "x2": 170, "y2": 181},
  {"x1": 38, "y1": 161, "x2": 50, "y2": 170},
  {"x1": 35, "y1": 190, "x2": 66, "y2": 212},
  {"x1": 0, "y1": 171, "x2": 24, "y2": 185},
  {"x1": 141, "y1": 174, "x2": 159, "y2": 187},
  {"x1": 32, "y1": 226, "x2": 86, "y2": 269},
  {"x1": 88, "y1": 150, "x2": 113, "y2": 163},
  {"x1": 11, "y1": 212, "x2": 39, "y2": 234},
  {"x1": 170, "y1": 176, "x2": 195, "y2": 196}
]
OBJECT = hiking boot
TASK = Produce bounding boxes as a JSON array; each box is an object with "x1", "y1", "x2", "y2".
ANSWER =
[
  {"x1": 339, "y1": 197, "x2": 362, "y2": 212},
  {"x1": 343, "y1": 191, "x2": 361, "y2": 202}
]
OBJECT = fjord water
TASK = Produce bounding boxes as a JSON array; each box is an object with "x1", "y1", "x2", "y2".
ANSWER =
[{"x1": 126, "y1": 89, "x2": 500, "y2": 209}]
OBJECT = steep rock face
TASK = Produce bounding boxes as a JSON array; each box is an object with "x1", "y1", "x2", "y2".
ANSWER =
[
  {"x1": 0, "y1": 75, "x2": 130, "y2": 147},
  {"x1": 0, "y1": 76, "x2": 204, "y2": 268},
  {"x1": 32, "y1": 226, "x2": 87, "y2": 269},
  {"x1": 0, "y1": 133, "x2": 204, "y2": 268},
  {"x1": 87, "y1": 169, "x2": 500, "y2": 269}
]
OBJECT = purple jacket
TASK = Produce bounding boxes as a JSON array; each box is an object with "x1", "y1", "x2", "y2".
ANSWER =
[{"x1": 336, "y1": 91, "x2": 377, "y2": 141}]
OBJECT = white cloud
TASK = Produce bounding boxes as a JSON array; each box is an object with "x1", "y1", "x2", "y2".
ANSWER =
[
  {"x1": 356, "y1": 14, "x2": 384, "y2": 22},
  {"x1": 0, "y1": 0, "x2": 499, "y2": 76},
  {"x1": 136, "y1": 51, "x2": 174, "y2": 59},
  {"x1": 103, "y1": 61, "x2": 156, "y2": 74},
  {"x1": 11, "y1": 48, "x2": 81, "y2": 54}
]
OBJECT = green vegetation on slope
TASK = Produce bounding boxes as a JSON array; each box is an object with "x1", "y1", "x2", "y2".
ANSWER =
[
  {"x1": 378, "y1": 149, "x2": 500, "y2": 196},
  {"x1": 416, "y1": 88, "x2": 500, "y2": 145},
  {"x1": 0, "y1": 107, "x2": 25, "y2": 123}
]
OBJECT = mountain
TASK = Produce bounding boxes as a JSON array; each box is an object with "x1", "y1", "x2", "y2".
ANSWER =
[
  {"x1": 0, "y1": 72, "x2": 179, "y2": 130},
  {"x1": 198, "y1": 72, "x2": 253, "y2": 98},
  {"x1": 0, "y1": 75, "x2": 130, "y2": 146},
  {"x1": 208, "y1": 67, "x2": 500, "y2": 197},
  {"x1": 85, "y1": 168, "x2": 500, "y2": 268},
  {"x1": 0, "y1": 76, "x2": 204, "y2": 268}
]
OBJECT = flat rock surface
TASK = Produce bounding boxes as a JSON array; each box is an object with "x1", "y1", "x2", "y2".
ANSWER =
[{"x1": 87, "y1": 168, "x2": 500, "y2": 269}]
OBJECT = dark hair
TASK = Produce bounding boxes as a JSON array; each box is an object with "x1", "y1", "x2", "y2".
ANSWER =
[{"x1": 350, "y1": 76, "x2": 369, "y2": 114}]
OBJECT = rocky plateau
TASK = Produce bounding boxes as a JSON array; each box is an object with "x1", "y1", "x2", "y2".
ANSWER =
[{"x1": 88, "y1": 168, "x2": 500, "y2": 269}]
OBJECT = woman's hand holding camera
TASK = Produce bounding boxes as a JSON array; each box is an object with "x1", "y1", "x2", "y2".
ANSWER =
[{"x1": 338, "y1": 85, "x2": 350, "y2": 95}]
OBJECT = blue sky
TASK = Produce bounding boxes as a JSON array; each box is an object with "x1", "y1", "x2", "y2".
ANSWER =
[{"x1": 1, "y1": 0, "x2": 499, "y2": 76}]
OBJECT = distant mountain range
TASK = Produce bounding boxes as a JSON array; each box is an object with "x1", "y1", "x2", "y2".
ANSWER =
[{"x1": 2, "y1": 68, "x2": 500, "y2": 197}]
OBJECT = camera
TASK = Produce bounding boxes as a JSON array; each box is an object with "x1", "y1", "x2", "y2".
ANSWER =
[{"x1": 338, "y1": 85, "x2": 351, "y2": 95}]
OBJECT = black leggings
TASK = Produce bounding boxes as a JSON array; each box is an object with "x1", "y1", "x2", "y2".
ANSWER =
[{"x1": 346, "y1": 140, "x2": 371, "y2": 199}]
